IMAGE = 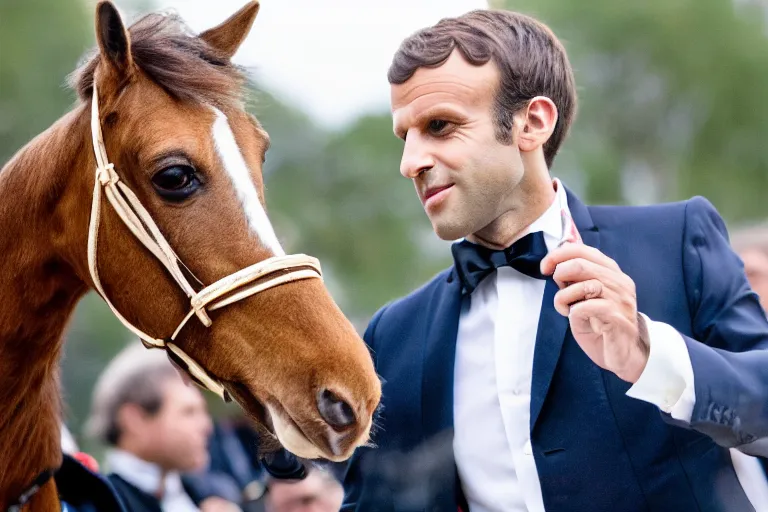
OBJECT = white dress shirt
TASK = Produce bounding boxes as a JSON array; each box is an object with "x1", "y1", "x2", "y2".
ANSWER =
[
  {"x1": 106, "y1": 448, "x2": 200, "y2": 512},
  {"x1": 452, "y1": 179, "x2": 768, "y2": 511}
]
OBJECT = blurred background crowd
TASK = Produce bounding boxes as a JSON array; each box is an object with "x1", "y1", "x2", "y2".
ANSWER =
[{"x1": 5, "y1": 0, "x2": 768, "y2": 510}]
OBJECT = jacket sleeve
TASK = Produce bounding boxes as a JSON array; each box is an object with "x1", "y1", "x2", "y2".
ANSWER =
[{"x1": 672, "y1": 196, "x2": 768, "y2": 452}]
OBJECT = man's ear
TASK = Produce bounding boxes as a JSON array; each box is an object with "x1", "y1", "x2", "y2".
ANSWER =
[
  {"x1": 200, "y1": 1, "x2": 260, "y2": 59},
  {"x1": 95, "y1": 1, "x2": 134, "y2": 78},
  {"x1": 516, "y1": 96, "x2": 558, "y2": 153}
]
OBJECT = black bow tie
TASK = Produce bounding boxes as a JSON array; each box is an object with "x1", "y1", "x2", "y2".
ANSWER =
[{"x1": 451, "y1": 231, "x2": 548, "y2": 295}]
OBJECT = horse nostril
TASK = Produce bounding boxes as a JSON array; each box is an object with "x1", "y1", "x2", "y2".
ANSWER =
[{"x1": 317, "y1": 389, "x2": 356, "y2": 430}]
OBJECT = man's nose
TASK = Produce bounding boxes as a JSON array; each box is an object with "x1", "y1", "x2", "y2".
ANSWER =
[{"x1": 399, "y1": 136, "x2": 434, "y2": 179}]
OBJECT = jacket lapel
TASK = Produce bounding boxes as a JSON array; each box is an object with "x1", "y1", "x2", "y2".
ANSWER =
[
  {"x1": 418, "y1": 271, "x2": 465, "y2": 511},
  {"x1": 530, "y1": 188, "x2": 600, "y2": 431},
  {"x1": 421, "y1": 270, "x2": 464, "y2": 440}
]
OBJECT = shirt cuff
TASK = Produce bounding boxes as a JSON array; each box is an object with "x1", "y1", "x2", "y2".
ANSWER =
[{"x1": 625, "y1": 313, "x2": 696, "y2": 422}]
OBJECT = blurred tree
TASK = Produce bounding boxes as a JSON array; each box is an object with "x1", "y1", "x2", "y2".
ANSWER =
[
  {"x1": 265, "y1": 109, "x2": 452, "y2": 320},
  {"x1": 490, "y1": 0, "x2": 768, "y2": 224},
  {"x1": 0, "y1": 0, "x2": 91, "y2": 164}
]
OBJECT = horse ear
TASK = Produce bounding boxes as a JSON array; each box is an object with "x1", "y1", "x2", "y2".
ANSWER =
[
  {"x1": 200, "y1": 1, "x2": 260, "y2": 59},
  {"x1": 95, "y1": 1, "x2": 133, "y2": 77}
]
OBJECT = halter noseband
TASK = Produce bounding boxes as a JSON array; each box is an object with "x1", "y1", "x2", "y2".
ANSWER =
[{"x1": 87, "y1": 85, "x2": 323, "y2": 401}]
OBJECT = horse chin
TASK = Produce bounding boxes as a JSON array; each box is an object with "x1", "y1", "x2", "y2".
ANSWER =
[
  {"x1": 266, "y1": 401, "x2": 359, "y2": 462},
  {"x1": 266, "y1": 403, "x2": 325, "y2": 460},
  {"x1": 223, "y1": 381, "x2": 350, "y2": 462},
  {"x1": 222, "y1": 381, "x2": 275, "y2": 434}
]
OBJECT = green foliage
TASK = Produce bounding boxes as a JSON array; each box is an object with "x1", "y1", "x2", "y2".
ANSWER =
[
  {"x1": 0, "y1": 0, "x2": 92, "y2": 165},
  {"x1": 264, "y1": 108, "x2": 452, "y2": 319}
]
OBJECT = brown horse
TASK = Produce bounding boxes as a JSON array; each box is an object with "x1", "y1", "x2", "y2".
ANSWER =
[{"x1": 0, "y1": 1, "x2": 381, "y2": 509}]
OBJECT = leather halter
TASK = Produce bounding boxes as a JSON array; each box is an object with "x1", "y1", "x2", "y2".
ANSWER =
[
  {"x1": 6, "y1": 469, "x2": 54, "y2": 512},
  {"x1": 87, "y1": 85, "x2": 323, "y2": 401}
]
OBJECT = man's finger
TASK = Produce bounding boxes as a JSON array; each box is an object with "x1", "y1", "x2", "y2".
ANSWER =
[
  {"x1": 568, "y1": 298, "x2": 617, "y2": 334},
  {"x1": 541, "y1": 242, "x2": 620, "y2": 276},
  {"x1": 552, "y1": 258, "x2": 620, "y2": 291},
  {"x1": 554, "y1": 279, "x2": 607, "y2": 316}
]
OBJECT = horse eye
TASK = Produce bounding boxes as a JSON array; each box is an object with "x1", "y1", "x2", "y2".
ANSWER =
[{"x1": 151, "y1": 165, "x2": 201, "y2": 201}]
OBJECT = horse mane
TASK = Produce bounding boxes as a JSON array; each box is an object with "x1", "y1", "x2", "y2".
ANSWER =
[{"x1": 68, "y1": 11, "x2": 247, "y2": 108}]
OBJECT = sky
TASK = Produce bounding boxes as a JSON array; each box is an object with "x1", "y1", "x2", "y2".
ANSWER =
[{"x1": 140, "y1": 0, "x2": 489, "y2": 129}]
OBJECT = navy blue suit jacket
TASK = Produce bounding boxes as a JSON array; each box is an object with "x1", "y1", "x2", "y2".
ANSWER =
[
  {"x1": 342, "y1": 190, "x2": 768, "y2": 512},
  {"x1": 56, "y1": 454, "x2": 128, "y2": 511}
]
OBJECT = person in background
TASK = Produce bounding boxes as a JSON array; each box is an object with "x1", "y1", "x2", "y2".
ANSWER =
[
  {"x1": 182, "y1": 416, "x2": 269, "y2": 512},
  {"x1": 85, "y1": 341, "x2": 240, "y2": 512},
  {"x1": 731, "y1": 222, "x2": 768, "y2": 314},
  {"x1": 264, "y1": 467, "x2": 343, "y2": 512}
]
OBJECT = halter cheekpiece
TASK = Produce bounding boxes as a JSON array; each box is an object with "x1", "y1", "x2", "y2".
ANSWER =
[{"x1": 87, "y1": 85, "x2": 324, "y2": 401}]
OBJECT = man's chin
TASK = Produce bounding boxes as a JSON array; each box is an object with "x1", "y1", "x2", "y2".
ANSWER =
[
  {"x1": 431, "y1": 219, "x2": 472, "y2": 242},
  {"x1": 182, "y1": 456, "x2": 209, "y2": 473}
]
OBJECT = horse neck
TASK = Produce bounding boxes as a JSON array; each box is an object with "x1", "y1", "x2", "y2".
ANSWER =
[{"x1": 0, "y1": 104, "x2": 93, "y2": 509}]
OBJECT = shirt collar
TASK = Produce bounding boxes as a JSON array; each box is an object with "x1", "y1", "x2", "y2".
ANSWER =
[
  {"x1": 105, "y1": 448, "x2": 184, "y2": 497},
  {"x1": 523, "y1": 177, "x2": 570, "y2": 252}
]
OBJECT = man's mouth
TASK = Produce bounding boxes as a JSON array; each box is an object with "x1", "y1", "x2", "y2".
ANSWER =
[{"x1": 422, "y1": 184, "x2": 454, "y2": 207}]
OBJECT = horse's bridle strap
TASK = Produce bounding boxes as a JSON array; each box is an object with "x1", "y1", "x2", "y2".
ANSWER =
[
  {"x1": 171, "y1": 262, "x2": 321, "y2": 340},
  {"x1": 7, "y1": 468, "x2": 55, "y2": 512},
  {"x1": 86, "y1": 85, "x2": 322, "y2": 401}
]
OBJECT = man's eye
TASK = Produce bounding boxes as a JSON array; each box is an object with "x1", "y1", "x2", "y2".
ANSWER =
[{"x1": 427, "y1": 120, "x2": 451, "y2": 135}]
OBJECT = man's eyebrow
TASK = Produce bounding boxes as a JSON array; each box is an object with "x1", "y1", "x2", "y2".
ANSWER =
[{"x1": 415, "y1": 105, "x2": 464, "y2": 122}]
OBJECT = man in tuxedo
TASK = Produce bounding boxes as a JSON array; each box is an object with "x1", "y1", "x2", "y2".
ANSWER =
[{"x1": 341, "y1": 8, "x2": 768, "y2": 512}]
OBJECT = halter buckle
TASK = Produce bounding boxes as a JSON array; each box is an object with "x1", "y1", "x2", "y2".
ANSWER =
[{"x1": 96, "y1": 163, "x2": 118, "y2": 186}]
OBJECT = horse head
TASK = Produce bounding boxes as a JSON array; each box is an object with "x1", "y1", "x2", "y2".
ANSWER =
[{"x1": 68, "y1": 0, "x2": 380, "y2": 462}]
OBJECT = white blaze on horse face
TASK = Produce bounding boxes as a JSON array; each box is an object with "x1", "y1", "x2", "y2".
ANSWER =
[{"x1": 211, "y1": 108, "x2": 285, "y2": 256}]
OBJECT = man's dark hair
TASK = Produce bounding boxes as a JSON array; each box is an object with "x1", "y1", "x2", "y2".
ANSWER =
[{"x1": 388, "y1": 9, "x2": 577, "y2": 168}]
